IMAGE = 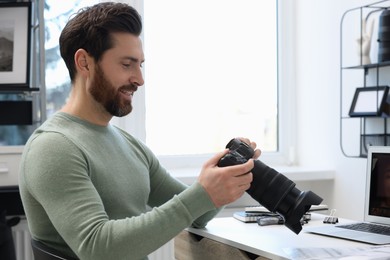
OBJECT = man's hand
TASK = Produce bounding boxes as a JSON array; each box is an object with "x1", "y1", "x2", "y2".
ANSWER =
[
  {"x1": 237, "y1": 137, "x2": 261, "y2": 159},
  {"x1": 198, "y1": 139, "x2": 261, "y2": 208}
]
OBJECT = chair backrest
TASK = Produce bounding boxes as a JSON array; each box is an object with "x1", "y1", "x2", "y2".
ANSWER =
[{"x1": 31, "y1": 239, "x2": 77, "y2": 260}]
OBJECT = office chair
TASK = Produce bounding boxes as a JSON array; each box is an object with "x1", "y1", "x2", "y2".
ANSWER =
[{"x1": 31, "y1": 239, "x2": 78, "y2": 260}]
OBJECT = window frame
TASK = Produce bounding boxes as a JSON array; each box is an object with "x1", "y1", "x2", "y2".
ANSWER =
[{"x1": 111, "y1": 0, "x2": 296, "y2": 173}]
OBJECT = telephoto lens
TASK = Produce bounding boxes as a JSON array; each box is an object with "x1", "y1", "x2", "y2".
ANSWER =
[{"x1": 218, "y1": 138, "x2": 323, "y2": 234}]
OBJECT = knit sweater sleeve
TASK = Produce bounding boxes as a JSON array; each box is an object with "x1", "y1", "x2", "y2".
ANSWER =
[
  {"x1": 20, "y1": 132, "x2": 217, "y2": 260},
  {"x1": 142, "y1": 142, "x2": 222, "y2": 228}
]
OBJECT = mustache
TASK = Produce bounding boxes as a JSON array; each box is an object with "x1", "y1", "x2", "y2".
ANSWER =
[{"x1": 119, "y1": 84, "x2": 138, "y2": 92}]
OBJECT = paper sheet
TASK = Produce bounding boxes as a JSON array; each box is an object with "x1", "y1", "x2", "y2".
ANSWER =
[{"x1": 283, "y1": 245, "x2": 390, "y2": 260}]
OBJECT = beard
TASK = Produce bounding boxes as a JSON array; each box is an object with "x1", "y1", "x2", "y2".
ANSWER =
[{"x1": 89, "y1": 64, "x2": 137, "y2": 117}]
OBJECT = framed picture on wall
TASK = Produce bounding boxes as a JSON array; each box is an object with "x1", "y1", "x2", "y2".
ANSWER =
[{"x1": 0, "y1": 2, "x2": 31, "y2": 88}]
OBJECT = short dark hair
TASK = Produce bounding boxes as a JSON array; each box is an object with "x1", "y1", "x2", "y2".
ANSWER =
[{"x1": 59, "y1": 2, "x2": 142, "y2": 82}]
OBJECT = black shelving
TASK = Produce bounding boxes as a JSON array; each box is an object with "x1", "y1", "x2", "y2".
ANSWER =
[
  {"x1": 0, "y1": 88, "x2": 39, "y2": 93},
  {"x1": 340, "y1": 0, "x2": 390, "y2": 158},
  {"x1": 342, "y1": 60, "x2": 390, "y2": 70}
]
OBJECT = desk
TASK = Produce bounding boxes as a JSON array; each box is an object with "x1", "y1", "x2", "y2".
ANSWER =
[{"x1": 174, "y1": 213, "x2": 369, "y2": 260}]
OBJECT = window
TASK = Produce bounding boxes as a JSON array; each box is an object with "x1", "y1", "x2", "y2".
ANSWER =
[
  {"x1": 0, "y1": 0, "x2": 295, "y2": 171},
  {"x1": 131, "y1": 0, "x2": 293, "y2": 170},
  {"x1": 44, "y1": 0, "x2": 99, "y2": 118},
  {"x1": 144, "y1": 0, "x2": 277, "y2": 154}
]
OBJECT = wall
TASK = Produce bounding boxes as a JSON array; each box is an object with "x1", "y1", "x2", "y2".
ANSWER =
[{"x1": 294, "y1": 0, "x2": 378, "y2": 220}]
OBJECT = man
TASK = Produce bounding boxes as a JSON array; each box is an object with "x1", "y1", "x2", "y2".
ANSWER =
[{"x1": 19, "y1": 2, "x2": 260, "y2": 259}]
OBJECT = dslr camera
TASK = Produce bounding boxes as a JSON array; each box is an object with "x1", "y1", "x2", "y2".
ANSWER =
[{"x1": 218, "y1": 138, "x2": 323, "y2": 234}]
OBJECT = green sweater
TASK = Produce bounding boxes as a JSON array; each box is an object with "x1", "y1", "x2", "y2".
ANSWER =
[{"x1": 19, "y1": 112, "x2": 219, "y2": 260}]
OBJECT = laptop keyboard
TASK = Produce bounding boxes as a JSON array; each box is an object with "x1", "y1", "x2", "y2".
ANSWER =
[{"x1": 337, "y1": 222, "x2": 390, "y2": 236}]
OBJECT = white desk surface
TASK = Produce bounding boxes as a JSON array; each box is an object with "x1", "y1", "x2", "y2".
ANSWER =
[{"x1": 186, "y1": 213, "x2": 371, "y2": 260}]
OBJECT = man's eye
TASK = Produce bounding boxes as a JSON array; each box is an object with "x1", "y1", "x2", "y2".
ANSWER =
[{"x1": 122, "y1": 63, "x2": 131, "y2": 68}]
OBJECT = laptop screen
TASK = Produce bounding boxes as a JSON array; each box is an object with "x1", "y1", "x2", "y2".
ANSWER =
[{"x1": 365, "y1": 146, "x2": 390, "y2": 224}]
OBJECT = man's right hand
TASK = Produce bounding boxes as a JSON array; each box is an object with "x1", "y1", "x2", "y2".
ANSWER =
[{"x1": 197, "y1": 149, "x2": 254, "y2": 208}]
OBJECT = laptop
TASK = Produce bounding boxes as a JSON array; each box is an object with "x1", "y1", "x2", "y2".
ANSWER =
[{"x1": 305, "y1": 146, "x2": 390, "y2": 244}]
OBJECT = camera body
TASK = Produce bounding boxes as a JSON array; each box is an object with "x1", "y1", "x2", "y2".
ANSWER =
[{"x1": 218, "y1": 138, "x2": 323, "y2": 234}]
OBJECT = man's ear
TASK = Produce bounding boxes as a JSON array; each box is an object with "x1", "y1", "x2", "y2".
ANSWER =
[{"x1": 74, "y1": 49, "x2": 91, "y2": 75}]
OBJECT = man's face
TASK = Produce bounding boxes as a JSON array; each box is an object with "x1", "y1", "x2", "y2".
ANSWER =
[
  {"x1": 89, "y1": 33, "x2": 145, "y2": 117},
  {"x1": 89, "y1": 63, "x2": 136, "y2": 117}
]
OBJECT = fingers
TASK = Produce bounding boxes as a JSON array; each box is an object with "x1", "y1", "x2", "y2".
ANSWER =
[
  {"x1": 253, "y1": 149, "x2": 261, "y2": 159},
  {"x1": 198, "y1": 138, "x2": 260, "y2": 207},
  {"x1": 237, "y1": 137, "x2": 261, "y2": 159},
  {"x1": 203, "y1": 149, "x2": 229, "y2": 168},
  {"x1": 236, "y1": 171, "x2": 253, "y2": 188},
  {"x1": 208, "y1": 171, "x2": 253, "y2": 207},
  {"x1": 223, "y1": 159, "x2": 254, "y2": 177},
  {"x1": 224, "y1": 171, "x2": 253, "y2": 203},
  {"x1": 198, "y1": 159, "x2": 254, "y2": 208},
  {"x1": 237, "y1": 137, "x2": 253, "y2": 148}
]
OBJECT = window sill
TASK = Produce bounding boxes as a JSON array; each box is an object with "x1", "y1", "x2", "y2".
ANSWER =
[
  {"x1": 170, "y1": 166, "x2": 335, "y2": 185},
  {"x1": 0, "y1": 146, "x2": 24, "y2": 155}
]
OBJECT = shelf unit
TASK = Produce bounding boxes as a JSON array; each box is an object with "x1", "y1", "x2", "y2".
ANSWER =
[
  {"x1": 340, "y1": 0, "x2": 390, "y2": 158},
  {"x1": 0, "y1": 0, "x2": 46, "y2": 125}
]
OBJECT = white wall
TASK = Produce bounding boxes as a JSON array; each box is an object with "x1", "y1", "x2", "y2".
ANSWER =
[{"x1": 294, "y1": 0, "x2": 378, "y2": 220}]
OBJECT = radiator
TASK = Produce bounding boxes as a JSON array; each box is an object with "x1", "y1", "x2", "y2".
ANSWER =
[
  {"x1": 12, "y1": 218, "x2": 33, "y2": 260},
  {"x1": 148, "y1": 240, "x2": 175, "y2": 260},
  {"x1": 11, "y1": 219, "x2": 174, "y2": 260}
]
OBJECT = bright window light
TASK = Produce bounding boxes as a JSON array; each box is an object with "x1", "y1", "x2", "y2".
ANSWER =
[{"x1": 144, "y1": 0, "x2": 278, "y2": 156}]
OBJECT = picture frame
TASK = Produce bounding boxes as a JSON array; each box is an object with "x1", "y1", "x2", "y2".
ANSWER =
[
  {"x1": 349, "y1": 86, "x2": 390, "y2": 117},
  {"x1": 0, "y1": 2, "x2": 31, "y2": 89}
]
